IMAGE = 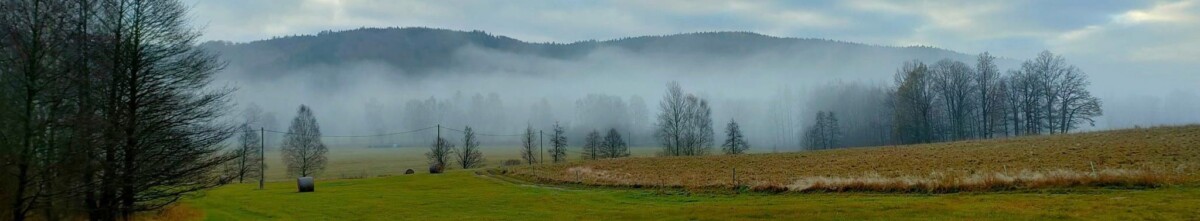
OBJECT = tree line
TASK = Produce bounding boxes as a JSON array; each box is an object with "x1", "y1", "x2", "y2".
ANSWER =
[
  {"x1": 649, "y1": 51, "x2": 1102, "y2": 153},
  {"x1": 0, "y1": 0, "x2": 235, "y2": 220},
  {"x1": 654, "y1": 82, "x2": 751, "y2": 156},
  {"x1": 891, "y1": 51, "x2": 1102, "y2": 144},
  {"x1": 797, "y1": 50, "x2": 1103, "y2": 148}
]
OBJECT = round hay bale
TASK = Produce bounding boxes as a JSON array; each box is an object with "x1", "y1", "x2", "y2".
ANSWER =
[
  {"x1": 405, "y1": 169, "x2": 415, "y2": 174},
  {"x1": 297, "y1": 177, "x2": 315, "y2": 192},
  {"x1": 428, "y1": 164, "x2": 444, "y2": 174}
]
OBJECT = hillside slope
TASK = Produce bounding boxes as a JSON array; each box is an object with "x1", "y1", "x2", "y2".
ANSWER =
[{"x1": 506, "y1": 125, "x2": 1200, "y2": 192}]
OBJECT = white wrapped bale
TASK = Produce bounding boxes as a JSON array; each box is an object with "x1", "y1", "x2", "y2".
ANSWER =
[{"x1": 297, "y1": 177, "x2": 315, "y2": 192}]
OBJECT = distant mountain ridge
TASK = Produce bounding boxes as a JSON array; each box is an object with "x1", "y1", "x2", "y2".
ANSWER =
[{"x1": 201, "y1": 27, "x2": 981, "y2": 79}]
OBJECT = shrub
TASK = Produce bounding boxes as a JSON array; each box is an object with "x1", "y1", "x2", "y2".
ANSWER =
[{"x1": 502, "y1": 159, "x2": 523, "y2": 166}]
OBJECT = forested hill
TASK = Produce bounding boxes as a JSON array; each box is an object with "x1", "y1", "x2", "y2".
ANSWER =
[{"x1": 200, "y1": 27, "x2": 983, "y2": 79}]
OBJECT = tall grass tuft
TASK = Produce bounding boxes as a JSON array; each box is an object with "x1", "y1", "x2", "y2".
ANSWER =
[{"x1": 788, "y1": 169, "x2": 1171, "y2": 193}]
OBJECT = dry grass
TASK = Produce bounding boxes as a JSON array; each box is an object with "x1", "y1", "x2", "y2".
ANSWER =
[
  {"x1": 788, "y1": 169, "x2": 1170, "y2": 193},
  {"x1": 506, "y1": 125, "x2": 1200, "y2": 192}
]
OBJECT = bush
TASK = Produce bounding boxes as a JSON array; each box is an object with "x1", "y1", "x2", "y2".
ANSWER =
[
  {"x1": 429, "y1": 164, "x2": 444, "y2": 174},
  {"x1": 502, "y1": 159, "x2": 523, "y2": 166}
]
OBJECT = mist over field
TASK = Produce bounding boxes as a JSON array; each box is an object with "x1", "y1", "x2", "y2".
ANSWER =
[
  {"x1": 7, "y1": 1, "x2": 1200, "y2": 220},
  {"x1": 203, "y1": 28, "x2": 1199, "y2": 149}
]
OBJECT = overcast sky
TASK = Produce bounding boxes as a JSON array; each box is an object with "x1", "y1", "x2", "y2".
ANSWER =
[{"x1": 190, "y1": 0, "x2": 1199, "y2": 94}]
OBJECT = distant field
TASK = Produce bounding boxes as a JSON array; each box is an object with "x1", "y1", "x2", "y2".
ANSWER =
[
  {"x1": 249, "y1": 145, "x2": 662, "y2": 182},
  {"x1": 171, "y1": 171, "x2": 1200, "y2": 220},
  {"x1": 506, "y1": 125, "x2": 1200, "y2": 192}
]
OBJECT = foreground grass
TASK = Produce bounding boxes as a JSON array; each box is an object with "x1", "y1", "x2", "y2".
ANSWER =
[
  {"x1": 178, "y1": 171, "x2": 1200, "y2": 220},
  {"x1": 509, "y1": 125, "x2": 1200, "y2": 192}
]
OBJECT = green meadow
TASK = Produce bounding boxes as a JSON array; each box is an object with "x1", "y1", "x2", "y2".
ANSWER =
[{"x1": 180, "y1": 170, "x2": 1200, "y2": 220}]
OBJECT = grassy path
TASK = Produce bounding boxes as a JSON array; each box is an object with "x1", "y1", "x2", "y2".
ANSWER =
[{"x1": 184, "y1": 170, "x2": 1200, "y2": 220}]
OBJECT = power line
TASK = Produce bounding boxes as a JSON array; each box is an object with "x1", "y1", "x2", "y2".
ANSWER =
[
  {"x1": 442, "y1": 127, "x2": 525, "y2": 137},
  {"x1": 263, "y1": 125, "x2": 535, "y2": 138},
  {"x1": 263, "y1": 126, "x2": 437, "y2": 138}
]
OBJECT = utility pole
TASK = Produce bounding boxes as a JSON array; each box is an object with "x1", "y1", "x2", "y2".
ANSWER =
[
  {"x1": 436, "y1": 124, "x2": 441, "y2": 149},
  {"x1": 259, "y1": 127, "x2": 265, "y2": 190},
  {"x1": 539, "y1": 130, "x2": 544, "y2": 164}
]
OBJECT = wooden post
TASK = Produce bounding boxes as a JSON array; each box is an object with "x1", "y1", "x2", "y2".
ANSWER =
[
  {"x1": 539, "y1": 130, "x2": 544, "y2": 164},
  {"x1": 259, "y1": 127, "x2": 265, "y2": 190},
  {"x1": 436, "y1": 124, "x2": 441, "y2": 168},
  {"x1": 1089, "y1": 161, "x2": 1097, "y2": 177},
  {"x1": 732, "y1": 168, "x2": 737, "y2": 187}
]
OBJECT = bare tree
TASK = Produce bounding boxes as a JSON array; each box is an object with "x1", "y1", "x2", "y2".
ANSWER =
[
  {"x1": 519, "y1": 125, "x2": 537, "y2": 164},
  {"x1": 602, "y1": 128, "x2": 629, "y2": 158},
  {"x1": 1007, "y1": 50, "x2": 1103, "y2": 135},
  {"x1": 803, "y1": 82, "x2": 893, "y2": 148},
  {"x1": 721, "y1": 119, "x2": 749, "y2": 154},
  {"x1": 931, "y1": 59, "x2": 977, "y2": 141},
  {"x1": 582, "y1": 129, "x2": 601, "y2": 160},
  {"x1": 656, "y1": 82, "x2": 686, "y2": 156},
  {"x1": 225, "y1": 123, "x2": 264, "y2": 183},
  {"x1": 1026, "y1": 51, "x2": 1069, "y2": 134},
  {"x1": 804, "y1": 112, "x2": 825, "y2": 149},
  {"x1": 4, "y1": 1, "x2": 89, "y2": 219},
  {"x1": 1004, "y1": 68, "x2": 1043, "y2": 136},
  {"x1": 827, "y1": 113, "x2": 842, "y2": 148},
  {"x1": 90, "y1": 0, "x2": 236, "y2": 217},
  {"x1": 893, "y1": 61, "x2": 936, "y2": 144},
  {"x1": 887, "y1": 51, "x2": 1101, "y2": 142},
  {"x1": 0, "y1": 0, "x2": 75, "y2": 218},
  {"x1": 686, "y1": 95, "x2": 714, "y2": 156},
  {"x1": 655, "y1": 82, "x2": 713, "y2": 156},
  {"x1": 975, "y1": 52, "x2": 1001, "y2": 138},
  {"x1": 1055, "y1": 65, "x2": 1103, "y2": 133},
  {"x1": 548, "y1": 122, "x2": 567, "y2": 163},
  {"x1": 282, "y1": 105, "x2": 327, "y2": 178},
  {"x1": 804, "y1": 111, "x2": 842, "y2": 150},
  {"x1": 455, "y1": 126, "x2": 484, "y2": 169},
  {"x1": 2, "y1": 0, "x2": 239, "y2": 219},
  {"x1": 427, "y1": 137, "x2": 454, "y2": 171},
  {"x1": 994, "y1": 78, "x2": 1016, "y2": 137}
]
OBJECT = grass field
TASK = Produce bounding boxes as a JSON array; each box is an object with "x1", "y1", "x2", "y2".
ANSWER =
[
  {"x1": 164, "y1": 125, "x2": 1200, "y2": 220},
  {"x1": 508, "y1": 126, "x2": 1200, "y2": 192},
  {"x1": 173, "y1": 171, "x2": 1200, "y2": 220}
]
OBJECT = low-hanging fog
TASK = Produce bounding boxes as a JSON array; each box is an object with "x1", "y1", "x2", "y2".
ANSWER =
[{"x1": 206, "y1": 28, "x2": 1200, "y2": 150}]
